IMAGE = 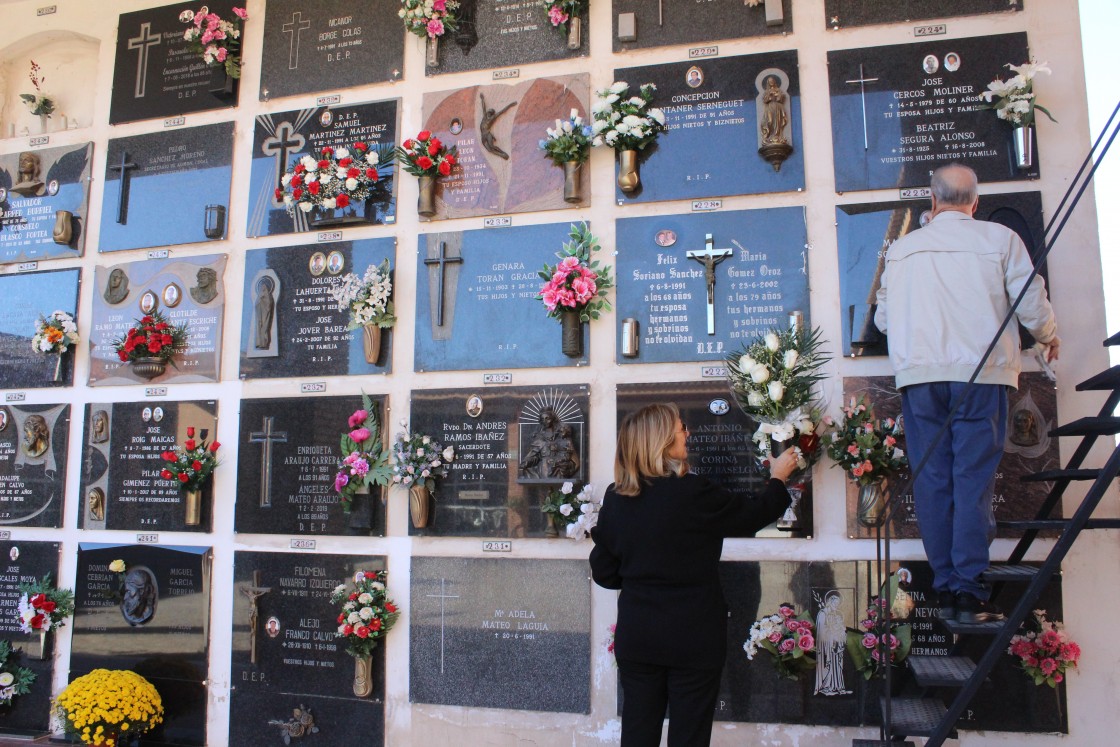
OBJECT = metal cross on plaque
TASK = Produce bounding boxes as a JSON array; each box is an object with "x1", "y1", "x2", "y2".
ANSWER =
[
  {"x1": 845, "y1": 63, "x2": 880, "y2": 151},
  {"x1": 425, "y1": 578, "x2": 460, "y2": 675},
  {"x1": 127, "y1": 22, "x2": 162, "y2": 99},
  {"x1": 240, "y1": 570, "x2": 272, "y2": 665},
  {"x1": 108, "y1": 150, "x2": 139, "y2": 225},
  {"x1": 248, "y1": 416, "x2": 288, "y2": 508},
  {"x1": 687, "y1": 233, "x2": 734, "y2": 336},
  {"x1": 424, "y1": 242, "x2": 463, "y2": 327},
  {"x1": 281, "y1": 12, "x2": 312, "y2": 70},
  {"x1": 261, "y1": 121, "x2": 306, "y2": 195}
]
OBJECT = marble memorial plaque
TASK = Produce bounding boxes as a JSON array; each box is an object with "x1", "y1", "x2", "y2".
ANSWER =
[
  {"x1": 259, "y1": 0, "x2": 404, "y2": 101},
  {"x1": 71, "y1": 543, "x2": 211, "y2": 746},
  {"x1": 0, "y1": 541, "x2": 59, "y2": 732},
  {"x1": 99, "y1": 122, "x2": 235, "y2": 252},
  {"x1": 110, "y1": 0, "x2": 242, "y2": 124},
  {"x1": 247, "y1": 100, "x2": 398, "y2": 238},
  {"x1": 234, "y1": 394, "x2": 388, "y2": 537},
  {"x1": 612, "y1": 51, "x2": 804, "y2": 203},
  {"x1": 88, "y1": 254, "x2": 227, "y2": 386},
  {"x1": 0, "y1": 143, "x2": 93, "y2": 263},
  {"x1": 617, "y1": 381, "x2": 811, "y2": 538},
  {"x1": 414, "y1": 224, "x2": 587, "y2": 372},
  {"x1": 0, "y1": 268, "x2": 80, "y2": 390},
  {"x1": 828, "y1": 32, "x2": 1035, "y2": 192},
  {"x1": 841, "y1": 374, "x2": 1060, "y2": 539},
  {"x1": 836, "y1": 192, "x2": 1047, "y2": 357},
  {"x1": 230, "y1": 551, "x2": 386, "y2": 746},
  {"x1": 615, "y1": 207, "x2": 809, "y2": 364},
  {"x1": 408, "y1": 385, "x2": 589, "y2": 537},
  {"x1": 78, "y1": 400, "x2": 218, "y2": 533},
  {"x1": 0, "y1": 404, "x2": 69, "y2": 529},
  {"x1": 611, "y1": 0, "x2": 792, "y2": 53},
  {"x1": 825, "y1": 0, "x2": 1022, "y2": 29},
  {"x1": 420, "y1": 74, "x2": 589, "y2": 219},
  {"x1": 410, "y1": 557, "x2": 590, "y2": 713},
  {"x1": 239, "y1": 238, "x2": 396, "y2": 378},
  {"x1": 425, "y1": 0, "x2": 588, "y2": 76}
]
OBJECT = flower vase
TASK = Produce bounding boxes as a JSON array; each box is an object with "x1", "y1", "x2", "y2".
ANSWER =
[
  {"x1": 347, "y1": 485, "x2": 373, "y2": 534},
  {"x1": 39, "y1": 628, "x2": 47, "y2": 660},
  {"x1": 353, "y1": 653, "x2": 373, "y2": 697},
  {"x1": 426, "y1": 36, "x2": 440, "y2": 67},
  {"x1": 562, "y1": 161, "x2": 582, "y2": 203},
  {"x1": 184, "y1": 488, "x2": 202, "y2": 526},
  {"x1": 209, "y1": 65, "x2": 237, "y2": 98},
  {"x1": 560, "y1": 308, "x2": 583, "y2": 358},
  {"x1": 417, "y1": 175, "x2": 437, "y2": 218},
  {"x1": 566, "y1": 17, "x2": 581, "y2": 50},
  {"x1": 617, "y1": 149, "x2": 641, "y2": 193},
  {"x1": 545, "y1": 513, "x2": 562, "y2": 538},
  {"x1": 856, "y1": 480, "x2": 889, "y2": 528},
  {"x1": 409, "y1": 485, "x2": 432, "y2": 529},
  {"x1": 1013, "y1": 125, "x2": 1034, "y2": 170},
  {"x1": 776, "y1": 483, "x2": 804, "y2": 531},
  {"x1": 52, "y1": 352, "x2": 64, "y2": 383},
  {"x1": 129, "y1": 357, "x2": 166, "y2": 381},
  {"x1": 39, "y1": 114, "x2": 49, "y2": 134},
  {"x1": 362, "y1": 324, "x2": 382, "y2": 365}
]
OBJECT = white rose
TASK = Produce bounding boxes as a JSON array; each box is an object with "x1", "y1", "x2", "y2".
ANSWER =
[
  {"x1": 334, "y1": 584, "x2": 347, "y2": 594},
  {"x1": 559, "y1": 503, "x2": 573, "y2": 516},
  {"x1": 768, "y1": 381, "x2": 785, "y2": 403},
  {"x1": 798, "y1": 418, "x2": 815, "y2": 434},
  {"x1": 749, "y1": 364, "x2": 770, "y2": 384},
  {"x1": 358, "y1": 592, "x2": 373, "y2": 604},
  {"x1": 561, "y1": 482, "x2": 573, "y2": 494},
  {"x1": 765, "y1": 333, "x2": 781, "y2": 351},
  {"x1": 359, "y1": 606, "x2": 374, "y2": 620},
  {"x1": 739, "y1": 354, "x2": 756, "y2": 372},
  {"x1": 783, "y1": 349, "x2": 799, "y2": 369},
  {"x1": 347, "y1": 612, "x2": 362, "y2": 624},
  {"x1": 442, "y1": 446, "x2": 454, "y2": 461},
  {"x1": 747, "y1": 391, "x2": 765, "y2": 408}
]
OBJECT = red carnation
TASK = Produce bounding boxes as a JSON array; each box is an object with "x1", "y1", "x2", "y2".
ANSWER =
[
  {"x1": 445, "y1": 154, "x2": 457, "y2": 165},
  {"x1": 336, "y1": 194, "x2": 350, "y2": 208},
  {"x1": 417, "y1": 130, "x2": 431, "y2": 141},
  {"x1": 385, "y1": 603, "x2": 397, "y2": 613},
  {"x1": 340, "y1": 157, "x2": 353, "y2": 167},
  {"x1": 347, "y1": 167, "x2": 360, "y2": 178},
  {"x1": 184, "y1": 439, "x2": 196, "y2": 451},
  {"x1": 156, "y1": 322, "x2": 169, "y2": 330},
  {"x1": 354, "y1": 142, "x2": 368, "y2": 151},
  {"x1": 147, "y1": 340, "x2": 161, "y2": 354},
  {"x1": 40, "y1": 600, "x2": 56, "y2": 613},
  {"x1": 438, "y1": 160, "x2": 451, "y2": 177},
  {"x1": 29, "y1": 614, "x2": 45, "y2": 630},
  {"x1": 365, "y1": 168, "x2": 378, "y2": 180},
  {"x1": 428, "y1": 143, "x2": 440, "y2": 156},
  {"x1": 321, "y1": 146, "x2": 333, "y2": 155},
  {"x1": 209, "y1": 441, "x2": 221, "y2": 452},
  {"x1": 317, "y1": 159, "x2": 330, "y2": 170},
  {"x1": 295, "y1": 163, "x2": 306, "y2": 174},
  {"x1": 430, "y1": 137, "x2": 442, "y2": 150},
  {"x1": 178, "y1": 473, "x2": 189, "y2": 483},
  {"x1": 192, "y1": 460, "x2": 202, "y2": 471},
  {"x1": 349, "y1": 592, "x2": 359, "y2": 601},
  {"x1": 118, "y1": 350, "x2": 129, "y2": 362},
  {"x1": 141, "y1": 316, "x2": 153, "y2": 324},
  {"x1": 291, "y1": 174, "x2": 303, "y2": 187},
  {"x1": 370, "y1": 618, "x2": 382, "y2": 631},
  {"x1": 30, "y1": 593, "x2": 47, "y2": 607},
  {"x1": 308, "y1": 181, "x2": 321, "y2": 195},
  {"x1": 402, "y1": 139, "x2": 413, "y2": 150},
  {"x1": 417, "y1": 156, "x2": 433, "y2": 170},
  {"x1": 292, "y1": 188, "x2": 303, "y2": 200},
  {"x1": 274, "y1": 187, "x2": 283, "y2": 200},
  {"x1": 337, "y1": 613, "x2": 345, "y2": 623},
  {"x1": 161, "y1": 334, "x2": 173, "y2": 346},
  {"x1": 162, "y1": 451, "x2": 176, "y2": 461}
]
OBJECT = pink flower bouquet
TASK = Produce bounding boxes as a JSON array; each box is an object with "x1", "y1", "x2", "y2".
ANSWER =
[
  {"x1": 333, "y1": 395, "x2": 392, "y2": 513},
  {"x1": 1008, "y1": 610, "x2": 1080, "y2": 688},
  {"x1": 179, "y1": 6, "x2": 248, "y2": 79},
  {"x1": 743, "y1": 603, "x2": 817, "y2": 680},
  {"x1": 535, "y1": 223, "x2": 614, "y2": 323}
]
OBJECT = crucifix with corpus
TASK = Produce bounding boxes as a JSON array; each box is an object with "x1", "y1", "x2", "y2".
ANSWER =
[{"x1": 687, "y1": 233, "x2": 734, "y2": 335}]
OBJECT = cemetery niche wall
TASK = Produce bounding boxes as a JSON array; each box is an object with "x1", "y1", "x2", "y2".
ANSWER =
[{"x1": 611, "y1": 0, "x2": 793, "y2": 52}]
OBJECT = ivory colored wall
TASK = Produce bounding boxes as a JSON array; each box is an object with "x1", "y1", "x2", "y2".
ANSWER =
[{"x1": 0, "y1": 0, "x2": 1116, "y2": 745}]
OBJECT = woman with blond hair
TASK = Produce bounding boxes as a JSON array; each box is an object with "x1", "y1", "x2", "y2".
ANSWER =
[{"x1": 590, "y1": 403, "x2": 797, "y2": 746}]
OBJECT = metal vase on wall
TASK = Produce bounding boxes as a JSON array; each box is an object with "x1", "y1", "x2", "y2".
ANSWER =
[{"x1": 1013, "y1": 125, "x2": 1034, "y2": 170}]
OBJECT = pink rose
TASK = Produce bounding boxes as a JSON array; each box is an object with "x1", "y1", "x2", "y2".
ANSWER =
[
  {"x1": 215, "y1": 47, "x2": 228, "y2": 62},
  {"x1": 426, "y1": 19, "x2": 445, "y2": 37},
  {"x1": 433, "y1": 0, "x2": 447, "y2": 10},
  {"x1": 779, "y1": 605, "x2": 796, "y2": 618},
  {"x1": 548, "y1": 6, "x2": 569, "y2": 26},
  {"x1": 348, "y1": 409, "x2": 368, "y2": 428},
  {"x1": 767, "y1": 631, "x2": 782, "y2": 643},
  {"x1": 778, "y1": 638, "x2": 795, "y2": 653},
  {"x1": 862, "y1": 633, "x2": 877, "y2": 649},
  {"x1": 350, "y1": 428, "x2": 371, "y2": 443},
  {"x1": 846, "y1": 444, "x2": 859, "y2": 456},
  {"x1": 798, "y1": 634, "x2": 814, "y2": 651},
  {"x1": 334, "y1": 472, "x2": 349, "y2": 491},
  {"x1": 785, "y1": 619, "x2": 799, "y2": 632},
  {"x1": 233, "y1": 7, "x2": 248, "y2": 20}
]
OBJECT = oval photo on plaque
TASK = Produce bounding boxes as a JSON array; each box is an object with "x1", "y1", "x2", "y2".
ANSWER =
[
  {"x1": 163, "y1": 282, "x2": 182, "y2": 308},
  {"x1": 709, "y1": 398, "x2": 730, "y2": 416},
  {"x1": 466, "y1": 395, "x2": 483, "y2": 418},
  {"x1": 309, "y1": 252, "x2": 327, "y2": 277},
  {"x1": 139, "y1": 290, "x2": 158, "y2": 315}
]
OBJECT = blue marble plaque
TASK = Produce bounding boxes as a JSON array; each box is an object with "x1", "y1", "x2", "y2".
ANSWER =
[
  {"x1": 611, "y1": 0, "x2": 792, "y2": 53},
  {"x1": 246, "y1": 100, "x2": 398, "y2": 237},
  {"x1": 239, "y1": 238, "x2": 396, "y2": 379},
  {"x1": 615, "y1": 207, "x2": 809, "y2": 364},
  {"x1": 0, "y1": 268, "x2": 80, "y2": 390},
  {"x1": 414, "y1": 223, "x2": 589, "y2": 371},
  {"x1": 99, "y1": 122, "x2": 235, "y2": 252},
  {"x1": 0, "y1": 143, "x2": 93, "y2": 264},
  {"x1": 612, "y1": 51, "x2": 804, "y2": 203}
]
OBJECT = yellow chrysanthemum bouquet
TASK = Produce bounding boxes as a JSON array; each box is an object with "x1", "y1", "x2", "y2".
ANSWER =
[{"x1": 53, "y1": 669, "x2": 164, "y2": 746}]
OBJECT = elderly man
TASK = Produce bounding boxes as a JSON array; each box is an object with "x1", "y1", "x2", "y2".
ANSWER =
[{"x1": 874, "y1": 163, "x2": 1059, "y2": 624}]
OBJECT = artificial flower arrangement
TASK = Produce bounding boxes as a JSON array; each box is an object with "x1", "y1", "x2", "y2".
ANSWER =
[
  {"x1": 111, "y1": 310, "x2": 190, "y2": 364},
  {"x1": 825, "y1": 396, "x2": 907, "y2": 486},
  {"x1": 400, "y1": 0, "x2": 460, "y2": 39},
  {"x1": 329, "y1": 259, "x2": 396, "y2": 331},
  {"x1": 158, "y1": 426, "x2": 221, "y2": 491},
  {"x1": 330, "y1": 570, "x2": 401, "y2": 657},
  {"x1": 333, "y1": 395, "x2": 393, "y2": 513},
  {"x1": 536, "y1": 223, "x2": 614, "y2": 323},
  {"x1": 53, "y1": 668, "x2": 164, "y2": 746},
  {"x1": 32, "y1": 310, "x2": 79, "y2": 355},
  {"x1": 980, "y1": 60, "x2": 1057, "y2": 128},
  {"x1": 391, "y1": 425, "x2": 454, "y2": 492},
  {"x1": 591, "y1": 81, "x2": 666, "y2": 153},
  {"x1": 540, "y1": 481, "x2": 601, "y2": 539},
  {"x1": 539, "y1": 109, "x2": 594, "y2": 166},
  {"x1": 179, "y1": 5, "x2": 248, "y2": 79},
  {"x1": 0, "y1": 640, "x2": 35, "y2": 705},
  {"x1": 277, "y1": 142, "x2": 385, "y2": 216},
  {"x1": 540, "y1": 1, "x2": 585, "y2": 36},
  {"x1": 395, "y1": 130, "x2": 458, "y2": 179},
  {"x1": 17, "y1": 574, "x2": 75, "y2": 648},
  {"x1": 1007, "y1": 609, "x2": 1080, "y2": 688},
  {"x1": 845, "y1": 574, "x2": 912, "y2": 680},
  {"x1": 743, "y1": 603, "x2": 817, "y2": 680},
  {"x1": 606, "y1": 623, "x2": 616, "y2": 659},
  {"x1": 20, "y1": 59, "x2": 54, "y2": 117}
]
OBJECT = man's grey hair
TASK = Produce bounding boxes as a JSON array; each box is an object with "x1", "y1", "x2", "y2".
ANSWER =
[{"x1": 931, "y1": 162, "x2": 978, "y2": 206}]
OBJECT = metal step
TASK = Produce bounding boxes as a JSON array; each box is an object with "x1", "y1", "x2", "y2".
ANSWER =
[
  {"x1": 1021, "y1": 467, "x2": 1100, "y2": 482},
  {"x1": 1105, "y1": 331, "x2": 1120, "y2": 347},
  {"x1": 998, "y1": 518, "x2": 1120, "y2": 530},
  {"x1": 883, "y1": 697, "x2": 950, "y2": 738},
  {"x1": 980, "y1": 565, "x2": 1041, "y2": 582},
  {"x1": 853, "y1": 741, "x2": 916, "y2": 747},
  {"x1": 1048, "y1": 416, "x2": 1120, "y2": 437},
  {"x1": 939, "y1": 617, "x2": 1006, "y2": 635},
  {"x1": 1077, "y1": 365, "x2": 1120, "y2": 391},
  {"x1": 908, "y1": 655, "x2": 976, "y2": 687}
]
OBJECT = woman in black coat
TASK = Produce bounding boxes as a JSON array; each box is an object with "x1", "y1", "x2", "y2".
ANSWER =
[{"x1": 590, "y1": 403, "x2": 797, "y2": 746}]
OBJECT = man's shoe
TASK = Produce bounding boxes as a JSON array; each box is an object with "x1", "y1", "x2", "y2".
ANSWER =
[
  {"x1": 956, "y1": 593, "x2": 1006, "y2": 624},
  {"x1": 937, "y1": 591, "x2": 957, "y2": 620}
]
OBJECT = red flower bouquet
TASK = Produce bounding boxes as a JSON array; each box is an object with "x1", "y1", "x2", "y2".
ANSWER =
[
  {"x1": 329, "y1": 570, "x2": 401, "y2": 658},
  {"x1": 1008, "y1": 610, "x2": 1080, "y2": 687},
  {"x1": 276, "y1": 142, "x2": 386, "y2": 216},
  {"x1": 158, "y1": 426, "x2": 220, "y2": 492},
  {"x1": 112, "y1": 310, "x2": 189, "y2": 364},
  {"x1": 395, "y1": 131, "x2": 458, "y2": 178}
]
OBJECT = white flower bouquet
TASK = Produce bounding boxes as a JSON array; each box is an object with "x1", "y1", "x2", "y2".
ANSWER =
[
  {"x1": 277, "y1": 142, "x2": 386, "y2": 216},
  {"x1": 32, "y1": 311, "x2": 79, "y2": 354},
  {"x1": 540, "y1": 109, "x2": 594, "y2": 165},
  {"x1": 329, "y1": 259, "x2": 396, "y2": 330},
  {"x1": 980, "y1": 60, "x2": 1057, "y2": 127},
  {"x1": 391, "y1": 424, "x2": 454, "y2": 493},
  {"x1": 541, "y1": 481, "x2": 601, "y2": 539},
  {"x1": 591, "y1": 81, "x2": 666, "y2": 152}
]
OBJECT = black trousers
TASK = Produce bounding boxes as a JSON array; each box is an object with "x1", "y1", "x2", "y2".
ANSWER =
[{"x1": 617, "y1": 658, "x2": 723, "y2": 747}]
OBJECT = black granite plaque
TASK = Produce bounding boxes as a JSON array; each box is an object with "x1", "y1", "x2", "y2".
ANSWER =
[
  {"x1": 110, "y1": 0, "x2": 242, "y2": 124},
  {"x1": 408, "y1": 385, "x2": 589, "y2": 537},
  {"x1": 421, "y1": 74, "x2": 589, "y2": 218},
  {"x1": 841, "y1": 374, "x2": 1060, "y2": 539},
  {"x1": 425, "y1": 0, "x2": 588, "y2": 75},
  {"x1": 78, "y1": 400, "x2": 218, "y2": 533},
  {"x1": 0, "y1": 143, "x2": 93, "y2": 263},
  {"x1": 71, "y1": 543, "x2": 211, "y2": 746},
  {"x1": 0, "y1": 268, "x2": 80, "y2": 390},
  {"x1": 612, "y1": 51, "x2": 804, "y2": 203},
  {"x1": 414, "y1": 224, "x2": 588, "y2": 372},
  {"x1": 410, "y1": 557, "x2": 590, "y2": 712},
  {"x1": 836, "y1": 192, "x2": 1047, "y2": 357},
  {"x1": 829, "y1": 32, "x2": 1036, "y2": 191},
  {"x1": 99, "y1": 123, "x2": 235, "y2": 252},
  {"x1": 260, "y1": 0, "x2": 404, "y2": 100},
  {"x1": 234, "y1": 395, "x2": 388, "y2": 537},
  {"x1": 0, "y1": 541, "x2": 59, "y2": 734},
  {"x1": 0, "y1": 404, "x2": 69, "y2": 529},
  {"x1": 611, "y1": 0, "x2": 792, "y2": 52},
  {"x1": 617, "y1": 381, "x2": 811, "y2": 538},
  {"x1": 247, "y1": 100, "x2": 398, "y2": 237},
  {"x1": 825, "y1": 0, "x2": 1022, "y2": 29},
  {"x1": 88, "y1": 254, "x2": 227, "y2": 386},
  {"x1": 615, "y1": 207, "x2": 809, "y2": 364},
  {"x1": 230, "y1": 551, "x2": 387, "y2": 745},
  {"x1": 239, "y1": 238, "x2": 396, "y2": 379}
]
